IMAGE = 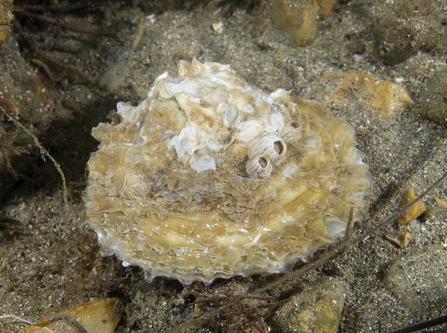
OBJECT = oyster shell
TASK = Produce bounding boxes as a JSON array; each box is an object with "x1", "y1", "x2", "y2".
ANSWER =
[{"x1": 84, "y1": 60, "x2": 372, "y2": 285}]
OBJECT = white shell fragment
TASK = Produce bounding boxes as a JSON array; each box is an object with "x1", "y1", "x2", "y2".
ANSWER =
[{"x1": 84, "y1": 59, "x2": 372, "y2": 285}]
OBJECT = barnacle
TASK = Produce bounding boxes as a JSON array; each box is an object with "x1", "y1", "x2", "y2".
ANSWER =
[{"x1": 84, "y1": 60, "x2": 372, "y2": 285}]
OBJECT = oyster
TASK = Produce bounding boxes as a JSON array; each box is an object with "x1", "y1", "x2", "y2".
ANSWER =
[{"x1": 84, "y1": 60, "x2": 372, "y2": 285}]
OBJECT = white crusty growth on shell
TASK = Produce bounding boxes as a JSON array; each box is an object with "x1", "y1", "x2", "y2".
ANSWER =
[
  {"x1": 84, "y1": 59, "x2": 373, "y2": 285},
  {"x1": 161, "y1": 64, "x2": 289, "y2": 177}
]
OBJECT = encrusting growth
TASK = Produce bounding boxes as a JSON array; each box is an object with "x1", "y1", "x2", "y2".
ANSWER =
[{"x1": 84, "y1": 59, "x2": 372, "y2": 285}]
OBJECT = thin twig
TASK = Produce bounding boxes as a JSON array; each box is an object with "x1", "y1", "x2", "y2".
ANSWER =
[
  {"x1": 351, "y1": 169, "x2": 447, "y2": 247},
  {"x1": 253, "y1": 169, "x2": 447, "y2": 294},
  {"x1": 0, "y1": 106, "x2": 68, "y2": 211},
  {"x1": 32, "y1": 58, "x2": 55, "y2": 81},
  {"x1": 0, "y1": 314, "x2": 32, "y2": 325},
  {"x1": 215, "y1": 45, "x2": 229, "y2": 63},
  {"x1": 33, "y1": 314, "x2": 89, "y2": 333},
  {"x1": 389, "y1": 314, "x2": 447, "y2": 333}
]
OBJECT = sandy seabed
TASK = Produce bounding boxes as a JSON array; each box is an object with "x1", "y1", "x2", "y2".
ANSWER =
[{"x1": 1, "y1": 1, "x2": 446, "y2": 332}]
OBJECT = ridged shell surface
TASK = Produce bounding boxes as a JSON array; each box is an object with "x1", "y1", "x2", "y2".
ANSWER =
[{"x1": 84, "y1": 60, "x2": 372, "y2": 285}]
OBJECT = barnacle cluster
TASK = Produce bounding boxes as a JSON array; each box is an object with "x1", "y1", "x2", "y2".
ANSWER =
[{"x1": 84, "y1": 60, "x2": 372, "y2": 285}]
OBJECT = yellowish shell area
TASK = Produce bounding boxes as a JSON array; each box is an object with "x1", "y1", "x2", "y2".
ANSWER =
[{"x1": 84, "y1": 60, "x2": 372, "y2": 285}]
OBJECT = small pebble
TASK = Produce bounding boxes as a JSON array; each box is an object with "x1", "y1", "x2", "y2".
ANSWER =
[
  {"x1": 212, "y1": 22, "x2": 224, "y2": 34},
  {"x1": 383, "y1": 245, "x2": 447, "y2": 311},
  {"x1": 271, "y1": 277, "x2": 346, "y2": 333},
  {"x1": 396, "y1": 188, "x2": 425, "y2": 225},
  {"x1": 385, "y1": 231, "x2": 411, "y2": 248}
]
